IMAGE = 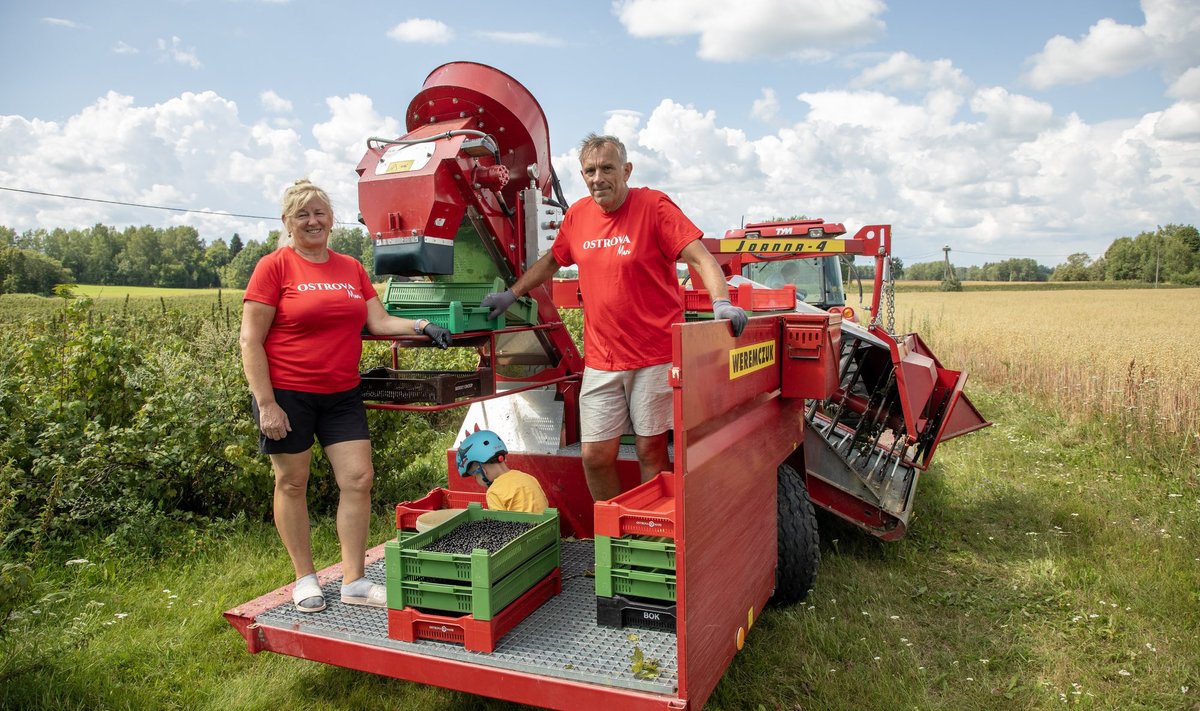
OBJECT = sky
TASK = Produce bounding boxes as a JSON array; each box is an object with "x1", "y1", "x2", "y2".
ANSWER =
[{"x1": 1, "y1": 0, "x2": 1198, "y2": 268}]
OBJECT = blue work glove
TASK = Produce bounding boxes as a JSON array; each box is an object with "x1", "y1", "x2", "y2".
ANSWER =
[
  {"x1": 422, "y1": 321, "x2": 452, "y2": 349},
  {"x1": 711, "y1": 298, "x2": 748, "y2": 337},
  {"x1": 481, "y1": 289, "x2": 518, "y2": 320}
]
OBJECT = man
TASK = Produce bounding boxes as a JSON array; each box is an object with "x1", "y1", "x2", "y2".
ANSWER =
[{"x1": 482, "y1": 134, "x2": 746, "y2": 501}]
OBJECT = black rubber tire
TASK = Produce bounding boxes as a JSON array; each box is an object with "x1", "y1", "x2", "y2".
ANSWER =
[{"x1": 772, "y1": 462, "x2": 820, "y2": 606}]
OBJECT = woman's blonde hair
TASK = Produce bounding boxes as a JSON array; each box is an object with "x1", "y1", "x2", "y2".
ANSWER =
[{"x1": 279, "y1": 179, "x2": 333, "y2": 248}]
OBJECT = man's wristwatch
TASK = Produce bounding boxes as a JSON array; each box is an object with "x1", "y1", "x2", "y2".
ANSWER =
[{"x1": 414, "y1": 318, "x2": 428, "y2": 334}]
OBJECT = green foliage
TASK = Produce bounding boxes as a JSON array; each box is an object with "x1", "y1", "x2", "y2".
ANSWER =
[
  {"x1": 899, "y1": 224, "x2": 1198, "y2": 285},
  {"x1": 903, "y1": 260, "x2": 945, "y2": 280},
  {"x1": 0, "y1": 561, "x2": 33, "y2": 636},
  {"x1": 1051, "y1": 252, "x2": 1103, "y2": 281},
  {"x1": 1103, "y1": 224, "x2": 1200, "y2": 285},
  {"x1": 0, "y1": 247, "x2": 72, "y2": 295},
  {"x1": 905, "y1": 258, "x2": 1051, "y2": 282},
  {"x1": 938, "y1": 276, "x2": 963, "y2": 291},
  {"x1": 0, "y1": 295, "x2": 272, "y2": 553},
  {"x1": 329, "y1": 227, "x2": 374, "y2": 278},
  {"x1": 220, "y1": 236, "x2": 272, "y2": 289},
  {"x1": 0, "y1": 293, "x2": 457, "y2": 556}
]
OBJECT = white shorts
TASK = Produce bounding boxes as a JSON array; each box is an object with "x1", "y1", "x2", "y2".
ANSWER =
[{"x1": 580, "y1": 363, "x2": 673, "y2": 442}]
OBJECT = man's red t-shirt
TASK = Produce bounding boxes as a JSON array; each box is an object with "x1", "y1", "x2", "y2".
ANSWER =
[
  {"x1": 551, "y1": 187, "x2": 702, "y2": 370},
  {"x1": 243, "y1": 247, "x2": 374, "y2": 393}
]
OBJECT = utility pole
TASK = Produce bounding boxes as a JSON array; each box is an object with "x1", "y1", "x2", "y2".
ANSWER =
[
  {"x1": 943, "y1": 245, "x2": 953, "y2": 280},
  {"x1": 1155, "y1": 224, "x2": 1161, "y2": 288}
]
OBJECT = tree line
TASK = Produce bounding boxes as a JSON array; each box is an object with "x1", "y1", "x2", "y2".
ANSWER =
[
  {"x1": 0, "y1": 224, "x2": 375, "y2": 296},
  {"x1": 899, "y1": 224, "x2": 1200, "y2": 284},
  {"x1": 3, "y1": 222, "x2": 1198, "y2": 295}
]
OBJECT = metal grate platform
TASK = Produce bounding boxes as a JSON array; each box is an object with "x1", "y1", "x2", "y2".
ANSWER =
[{"x1": 255, "y1": 539, "x2": 679, "y2": 695}]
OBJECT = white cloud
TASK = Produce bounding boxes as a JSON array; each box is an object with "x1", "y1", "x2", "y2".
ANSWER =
[
  {"x1": 42, "y1": 17, "x2": 86, "y2": 29},
  {"x1": 551, "y1": 77, "x2": 1198, "y2": 264},
  {"x1": 1167, "y1": 66, "x2": 1200, "y2": 100},
  {"x1": 260, "y1": 90, "x2": 293, "y2": 114},
  {"x1": 1024, "y1": 0, "x2": 1200, "y2": 89},
  {"x1": 751, "y1": 88, "x2": 779, "y2": 123},
  {"x1": 386, "y1": 19, "x2": 453, "y2": 44},
  {"x1": 112, "y1": 41, "x2": 138, "y2": 55},
  {"x1": 1154, "y1": 101, "x2": 1200, "y2": 139},
  {"x1": 2, "y1": 63, "x2": 1196, "y2": 267},
  {"x1": 156, "y1": 36, "x2": 202, "y2": 69},
  {"x1": 476, "y1": 31, "x2": 565, "y2": 47},
  {"x1": 969, "y1": 87, "x2": 1056, "y2": 138},
  {"x1": 852, "y1": 52, "x2": 970, "y2": 94},
  {"x1": 0, "y1": 90, "x2": 388, "y2": 240},
  {"x1": 615, "y1": 0, "x2": 885, "y2": 62},
  {"x1": 312, "y1": 94, "x2": 402, "y2": 165}
]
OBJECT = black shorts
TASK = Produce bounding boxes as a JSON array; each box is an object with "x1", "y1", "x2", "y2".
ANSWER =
[{"x1": 251, "y1": 386, "x2": 370, "y2": 455}]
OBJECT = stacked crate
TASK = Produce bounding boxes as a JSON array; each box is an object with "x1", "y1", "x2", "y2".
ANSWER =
[
  {"x1": 381, "y1": 276, "x2": 538, "y2": 333},
  {"x1": 592, "y1": 473, "x2": 678, "y2": 632},
  {"x1": 384, "y1": 502, "x2": 561, "y2": 652},
  {"x1": 393, "y1": 487, "x2": 486, "y2": 541}
]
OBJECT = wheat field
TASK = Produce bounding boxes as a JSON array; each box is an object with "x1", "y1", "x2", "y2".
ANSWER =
[{"x1": 883, "y1": 287, "x2": 1200, "y2": 450}]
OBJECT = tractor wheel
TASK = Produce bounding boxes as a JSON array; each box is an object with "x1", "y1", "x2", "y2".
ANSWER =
[{"x1": 773, "y1": 462, "x2": 820, "y2": 606}]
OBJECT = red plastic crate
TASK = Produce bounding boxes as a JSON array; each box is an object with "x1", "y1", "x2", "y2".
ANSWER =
[
  {"x1": 386, "y1": 568, "x2": 562, "y2": 653},
  {"x1": 551, "y1": 278, "x2": 584, "y2": 308},
  {"x1": 394, "y1": 487, "x2": 487, "y2": 531},
  {"x1": 593, "y1": 473, "x2": 676, "y2": 539},
  {"x1": 685, "y1": 283, "x2": 796, "y2": 312}
]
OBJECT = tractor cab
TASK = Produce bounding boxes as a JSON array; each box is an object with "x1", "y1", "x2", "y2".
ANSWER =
[{"x1": 741, "y1": 255, "x2": 846, "y2": 310}]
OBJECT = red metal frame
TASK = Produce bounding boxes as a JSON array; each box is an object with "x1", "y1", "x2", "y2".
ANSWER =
[
  {"x1": 672, "y1": 316, "x2": 791, "y2": 708},
  {"x1": 701, "y1": 222, "x2": 891, "y2": 321}
]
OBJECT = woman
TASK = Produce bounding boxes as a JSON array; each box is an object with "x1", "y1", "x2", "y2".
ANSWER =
[{"x1": 239, "y1": 179, "x2": 451, "y2": 612}]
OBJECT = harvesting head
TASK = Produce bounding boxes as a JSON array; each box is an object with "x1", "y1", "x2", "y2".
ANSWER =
[{"x1": 355, "y1": 62, "x2": 554, "y2": 276}]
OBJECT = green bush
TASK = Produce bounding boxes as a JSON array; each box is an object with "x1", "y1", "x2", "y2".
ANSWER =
[
  {"x1": 0, "y1": 294, "x2": 463, "y2": 555},
  {"x1": 0, "y1": 561, "x2": 33, "y2": 636},
  {"x1": 0, "y1": 296, "x2": 272, "y2": 553}
]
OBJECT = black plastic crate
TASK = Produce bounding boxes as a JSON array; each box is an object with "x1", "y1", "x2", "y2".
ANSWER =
[
  {"x1": 360, "y1": 367, "x2": 494, "y2": 405},
  {"x1": 595, "y1": 593, "x2": 677, "y2": 632}
]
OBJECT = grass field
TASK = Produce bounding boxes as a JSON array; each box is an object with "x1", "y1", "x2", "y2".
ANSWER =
[{"x1": 71, "y1": 285, "x2": 238, "y2": 299}]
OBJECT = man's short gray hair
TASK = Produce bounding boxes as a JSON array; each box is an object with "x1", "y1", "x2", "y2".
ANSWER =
[{"x1": 579, "y1": 133, "x2": 627, "y2": 164}]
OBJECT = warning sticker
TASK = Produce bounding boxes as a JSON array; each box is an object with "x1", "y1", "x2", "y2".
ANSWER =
[
  {"x1": 375, "y1": 143, "x2": 434, "y2": 176},
  {"x1": 729, "y1": 340, "x2": 775, "y2": 379}
]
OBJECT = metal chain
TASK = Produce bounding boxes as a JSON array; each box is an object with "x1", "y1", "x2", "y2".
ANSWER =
[{"x1": 885, "y1": 256, "x2": 896, "y2": 334}]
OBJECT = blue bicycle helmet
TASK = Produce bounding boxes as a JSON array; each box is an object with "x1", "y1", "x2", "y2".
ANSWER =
[{"x1": 455, "y1": 430, "x2": 508, "y2": 476}]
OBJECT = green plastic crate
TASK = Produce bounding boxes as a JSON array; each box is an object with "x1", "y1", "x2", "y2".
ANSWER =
[
  {"x1": 594, "y1": 535, "x2": 676, "y2": 572},
  {"x1": 496, "y1": 295, "x2": 539, "y2": 327},
  {"x1": 383, "y1": 277, "x2": 506, "y2": 308},
  {"x1": 382, "y1": 277, "x2": 540, "y2": 328},
  {"x1": 594, "y1": 564, "x2": 676, "y2": 602},
  {"x1": 391, "y1": 504, "x2": 559, "y2": 585},
  {"x1": 385, "y1": 541, "x2": 559, "y2": 620},
  {"x1": 382, "y1": 301, "x2": 501, "y2": 334}
]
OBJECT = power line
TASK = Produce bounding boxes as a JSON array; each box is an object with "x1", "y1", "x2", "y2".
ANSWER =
[{"x1": 0, "y1": 185, "x2": 360, "y2": 227}]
